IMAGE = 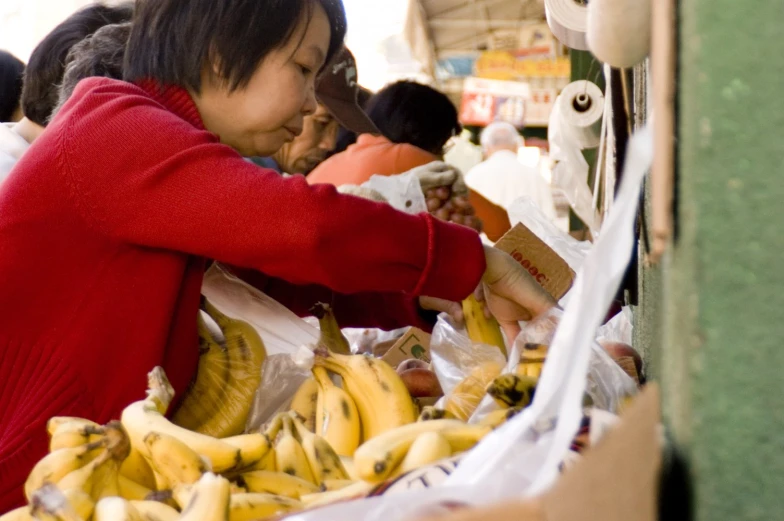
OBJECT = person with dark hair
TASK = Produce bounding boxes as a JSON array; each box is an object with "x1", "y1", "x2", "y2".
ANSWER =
[
  {"x1": 0, "y1": 51, "x2": 24, "y2": 122},
  {"x1": 307, "y1": 80, "x2": 462, "y2": 186},
  {"x1": 0, "y1": 50, "x2": 25, "y2": 178},
  {"x1": 0, "y1": 0, "x2": 556, "y2": 507},
  {"x1": 0, "y1": 3, "x2": 133, "y2": 182},
  {"x1": 49, "y1": 22, "x2": 132, "y2": 122}
]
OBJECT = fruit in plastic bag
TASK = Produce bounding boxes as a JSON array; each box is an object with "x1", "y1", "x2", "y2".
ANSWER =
[
  {"x1": 485, "y1": 374, "x2": 537, "y2": 408},
  {"x1": 443, "y1": 361, "x2": 504, "y2": 421},
  {"x1": 172, "y1": 300, "x2": 267, "y2": 438}
]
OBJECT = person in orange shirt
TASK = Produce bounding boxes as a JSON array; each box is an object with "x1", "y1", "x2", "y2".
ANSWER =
[
  {"x1": 308, "y1": 80, "x2": 460, "y2": 186},
  {"x1": 307, "y1": 80, "x2": 511, "y2": 240}
]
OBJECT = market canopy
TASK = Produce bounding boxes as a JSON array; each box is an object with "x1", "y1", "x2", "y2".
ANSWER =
[{"x1": 404, "y1": 0, "x2": 547, "y2": 77}]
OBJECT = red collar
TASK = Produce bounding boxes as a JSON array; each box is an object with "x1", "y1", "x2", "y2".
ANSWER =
[{"x1": 135, "y1": 79, "x2": 205, "y2": 131}]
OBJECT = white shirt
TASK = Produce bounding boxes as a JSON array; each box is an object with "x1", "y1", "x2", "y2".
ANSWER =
[
  {"x1": 0, "y1": 122, "x2": 30, "y2": 185},
  {"x1": 465, "y1": 149, "x2": 557, "y2": 221}
]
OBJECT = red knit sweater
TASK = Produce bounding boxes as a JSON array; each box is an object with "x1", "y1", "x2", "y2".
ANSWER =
[{"x1": 0, "y1": 78, "x2": 485, "y2": 510}]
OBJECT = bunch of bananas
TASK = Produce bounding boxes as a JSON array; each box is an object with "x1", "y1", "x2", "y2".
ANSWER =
[
  {"x1": 171, "y1": 299, "x2": 267, "y2": 439},
  {"x1": 6, "y1": 361, "x2": 499, "y2": 521},
  {"x1": 286, "y1": 303, "x2": 418, "y2": 458}
]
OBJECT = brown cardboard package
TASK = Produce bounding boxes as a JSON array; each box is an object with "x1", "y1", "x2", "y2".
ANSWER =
[
  {"x1": 415, "y1": 384, "x2": 662, "y2": 521},
  {"x1": 381, "y1": 327, "x2": 432, "y2": 367},
  {"x1": 494, "y1": 223, "x2": 576, "y2": 300}
]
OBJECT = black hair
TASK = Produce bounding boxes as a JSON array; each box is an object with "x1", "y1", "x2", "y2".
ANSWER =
[
  {"x1": 50, "y1": 23, "x2": 131, "y2": 122},
  {"x1": 364, "y1": 80, "x2": 462, "y2": 155},
  {"x1": 0, "y1": 50, "x2": 25, "y2": 122},
  {"x1": 21, "y1": 2, "x2": 134, "y2": 126},
  {"x1": 124, "y1": 0, "x2": 347, "y2": 94}
]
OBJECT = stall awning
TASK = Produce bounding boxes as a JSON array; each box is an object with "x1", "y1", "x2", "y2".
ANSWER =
[{"x1": 404, "y1": 0, "x2": 547, "y2": 77}]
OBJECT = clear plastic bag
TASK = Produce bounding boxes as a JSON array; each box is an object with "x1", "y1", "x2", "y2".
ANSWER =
[
  {"x1": 200, "y1": 263, "x2": 320, "y2": 432},
  {"x1": 429, "y1": 315, "x2": 506, "y2": 420}
]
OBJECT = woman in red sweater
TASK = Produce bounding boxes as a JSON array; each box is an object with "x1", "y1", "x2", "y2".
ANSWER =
[{"x1": 0, "y1": 0, "x2": 555, "y2": 509}]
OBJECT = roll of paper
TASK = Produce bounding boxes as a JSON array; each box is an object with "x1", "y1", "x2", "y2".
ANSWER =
[
  {"x1": 587, "y1": 0, "x2": 652, "y2": 68},
  {"x1": 555, "y1": 80, "x2": 605, "y2": 150},
  {"x1": 545, "y1": 0, "x2": 589, "y2": 51}
]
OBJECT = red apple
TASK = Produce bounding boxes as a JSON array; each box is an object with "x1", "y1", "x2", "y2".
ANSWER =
[{"x1": 599, "y1": 341, "x2": 643, "y2": 376}]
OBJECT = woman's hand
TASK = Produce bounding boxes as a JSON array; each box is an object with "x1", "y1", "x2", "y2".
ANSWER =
[
  {"x1": 418, "y1": 296, "x2": 464, "y2": 324},
  {"x1": 480, "y1": 245, "x2": 558, "y2": 340}
]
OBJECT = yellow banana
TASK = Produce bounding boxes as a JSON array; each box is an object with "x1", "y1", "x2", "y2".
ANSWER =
[
  {"x1": 462, "y1": 294, "x2": 507, "y2": 358},
  {"x1": 46, "y1": 418, "x2": 99, "y2": 438},
  {"x1": 144, "y1": 431, "x2": 208, "y2": 487},
  {"x1": 353, "y1": 419, "x2": 490, "y2": 482},
  {"x1": 121, "y1": 369, "x2": 243, "y2": 473},
  {"x1": 236, "y1": 470, "x2": 319, "y2": 499},
  {"x1": 29, "y1": 485, "x2": 94, "y2": 521},
  {"x1": 48, "y1": 421, "x2": 105, "y2": 452},
  {"x1": 200, "y1": 299, "x2": 267, "y2": 438},
  {"x1": 128, "y1": 501, "x2": 180, "y2": 521},
  {"x1": 397, "y1": 431, "x2": 452, "y2": 474},
  {"x1": 320, "y1": 479, "x2": 357, "y2": 491},
  {"x1": 289, "y1": 377, "x2": 319, "y2": 431},
  {"x1": 517, "y1": 343, "x2": 548, "y2": 378},
  {"x1": 314, "y1": 350, "x2": 417, "y2": 441},
  {"x1": 242, "y1": 414, "x2": 285, "y2": 472},
  {"x1": 339, "y1": 457, "x2": 359, "y2": 480},
  {"x1": 228, "y1": 493, "x2": 301, "y2": 521},
  {"x1": 176, "y1": 473, "x2": 231, "y2": 521},
  {"x1": 516, "y1": 361, "x2": 544, "y2": 378},
  {"x1": 172, "y1": 313, "x2": 231, "y2": 433},
  {"x1": 93, "y1": 497, "x2": 143, "y2": 521},
  {"x1": 444, "y1": 361, "x2": 504, "y2": 421},
  {"x1": 289, "y1": 413, "x2": 348, "y2": 484},
  {"x1": 275, "y1": 416, "x2": 316, "y2": 484},
  {"x1": 417, "y1": 407, "x2": 455, "y2": 422},
  {"x1": 0, "y1": 506, "x2": 32, "y2": 521},
  {"x1": 486, "y1": 373, "x2": 537, "y2": 408},
  {"x1": 299, "y1": 481, "x2": 374, "y2": 509},
  {"x1": 24, "y1": 440, "x2": 105, "y2": 500},
  {"x1": 310, "y1": 303, "x2": 351, "y2": 355},
  {"x1": 477, "y1": 406, "x2": 523, "y2": 428},
  {"x1": 311, "y1": 367, "x2": 360, "y2": 457},
  {"x1": 222, "y1": 433, "x2": 273, "y2": 470},
  {"x1": 119, "y1": 446, "x2": 157, "y2": 491},
  {"x1": 117, "y1": 475, "x2": 153, "y2": 500}
]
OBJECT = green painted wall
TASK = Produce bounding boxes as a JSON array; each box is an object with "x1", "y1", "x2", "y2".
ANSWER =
[{"x1": 667, "y1": 0, "x2": 784, "y2": 518}]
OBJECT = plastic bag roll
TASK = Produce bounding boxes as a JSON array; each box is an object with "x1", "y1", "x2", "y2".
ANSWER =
[
  {"x1": 545, "y1": 0, "x2": 589, "y2": 51},
  {"x1": 587, "y1": 0, "x2": 651, "y2": 68},
  {"x1": 554, "y1": 80, "x2": 604, "y2": 150}
]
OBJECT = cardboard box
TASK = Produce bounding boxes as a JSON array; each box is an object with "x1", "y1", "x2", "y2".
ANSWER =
[
  {"x1": 381, "y1": 327, "x2": 432, "y2": 368},
  {"x1": 494, "y1": 223, "x2": 576, "y2": 300},
  {"x1": 415, "y1": 384, "x2": 662, "y2": 521}
]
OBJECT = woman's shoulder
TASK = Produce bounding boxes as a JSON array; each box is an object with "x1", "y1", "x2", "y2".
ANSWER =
[{"x1": 56, "y1": 78, "x2": 204, "y2": 135}]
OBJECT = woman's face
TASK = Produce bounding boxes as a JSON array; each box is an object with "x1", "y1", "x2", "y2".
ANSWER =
[{"x1": 193, "y1": 4, "x2": 331, "y2": 158}]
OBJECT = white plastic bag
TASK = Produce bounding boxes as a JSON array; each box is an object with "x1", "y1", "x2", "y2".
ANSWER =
[
  {"x1": 201, "y1": 264, "x2": 319, "y2": 357},
  {"x1": 362, "y1": 171, "x2": 428, "y2": 215},
  {"x1": 596, "y1": 305, "x2": 634, "y2": 345}
]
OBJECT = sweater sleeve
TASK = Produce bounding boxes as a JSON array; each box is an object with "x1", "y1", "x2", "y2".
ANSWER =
[
  {"x1": 60, "y1": 83, "x2": 485, "y2": 302},
  {"x1": 230, "y1": 267, "x2": 437, "y2": 332}
]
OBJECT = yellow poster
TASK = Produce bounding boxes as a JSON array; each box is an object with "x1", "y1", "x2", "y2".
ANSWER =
[{"x1": 475, "y1": 52, "x2": 570, "y2": 80}]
